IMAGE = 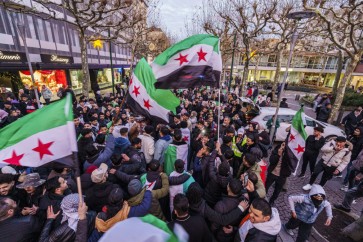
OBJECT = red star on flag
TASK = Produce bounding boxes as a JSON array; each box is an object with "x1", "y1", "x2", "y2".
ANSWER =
[
  {"x1": 129, "y1": 77, "x2": 133, "y2": 85},
  {"x1": 183, "y1": 136, "x2": 189, "y2": 142},
  {"x1": 294, "y1": 144, "x2": 305, "y2": 154},
  {"x1": 289, "y1": 134, "x2": 296, "y2": 142},
  {"x1": 143, "y1": 99, "x2": 153, "y2": 110},
  {"x1": 132, "y1": 86, "x2": 140, "y2": 97},
  {"x1": 3, "y1": 150, "x2": 24, "y2": 166},
  {"x1": 175, "y1": 53, "x2": 189, "y2": 66},
  {"x1": 32, "y1": 139, "x2": 54, "y2": 160},
  {"x1": 197, "y1": 48, "x2": 207, "y2": 62}
]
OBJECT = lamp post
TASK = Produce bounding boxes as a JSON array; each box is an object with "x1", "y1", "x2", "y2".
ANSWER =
[
  {"x1": 108, "y1": 28, "x2": 115, "y2": 95},
  {"x1": 16, "y1": 22, "x2": 41, "y2": 108},
  {"x1": 269, "y1": 11, "x2": 316, "y2": 142}
]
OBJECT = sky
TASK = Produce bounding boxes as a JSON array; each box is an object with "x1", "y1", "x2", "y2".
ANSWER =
[{"x1": 158, "y1": 0, "x2": 204, "y2": 39}]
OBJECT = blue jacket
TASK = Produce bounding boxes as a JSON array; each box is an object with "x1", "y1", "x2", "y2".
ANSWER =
[
  {"x1": 114, "y1": 136, "x2": 131, "y2": 155},
  {"x1": 154, "y1": 135, "x2": 172, "y2": 164},
  {"x1": 83, "y1": 135, "x2": 115, "y2": 171}
]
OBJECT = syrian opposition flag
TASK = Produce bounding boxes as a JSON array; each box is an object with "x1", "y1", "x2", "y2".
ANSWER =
[
  {"x1": 285, "y1": 107, "x2": 307, "y2": 174},
  {"x1": 126, "y1": 58, "x2": 180, "y2": 124},
  {"x1": 151, "y1": 34, "x2": 222, "y2": 89},
  {"x1": 0, "y1": 94, "x2": 77, "y2": 168},
  {"x1": 164, "y1": 144, "x2": 188, "y2": 176},
  {"x1": 99, "y1": 214, "x2": 188, "y2": 242}
]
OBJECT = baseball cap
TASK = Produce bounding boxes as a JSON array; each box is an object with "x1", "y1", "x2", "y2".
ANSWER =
[
  {"x1": 91, "y1": 163, "x2": 108, "y2": 183},
  {"x1": 1, "y1": 166, "x2": 17, "y2": 175}
]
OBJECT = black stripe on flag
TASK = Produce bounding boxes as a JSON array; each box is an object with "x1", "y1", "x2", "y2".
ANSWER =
[
  {"x1": 126, "y1": 94, "x2": 169, "y2": 124},
  {"x1": 154, "y1": 65, "x2": 220, "y2": 89}
]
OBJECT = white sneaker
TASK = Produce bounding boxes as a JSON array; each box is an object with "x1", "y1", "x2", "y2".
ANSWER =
[
  {"x1": 340, "y1": 185, "x2": 348, "y2": 191},
  {"x1": 353, "y1": 200, "x2": 357, "y2": 204},
  {"x1": 303, "y1": 184, "x2": 312, "y2": 191}
]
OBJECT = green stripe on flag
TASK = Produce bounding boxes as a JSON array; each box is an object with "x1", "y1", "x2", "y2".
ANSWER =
[
  {"x1": 0, "y1": 97, "x2": 72, "y2": 150},
  {"x1": 135, "y1": 58, "x2": 180, "y2": 113},
  {"x1": 164, "y1": 145, "x2": 177, "y2": 176},
  {"x1": 141, "y1": 214, "x2": 179, "y2": 242},
  {"x1": 292, "y1": 108, "x2": 307, "y2": 140},
  {"x1": 153, "y1": 34, "x2": 220, "y2": 65}
]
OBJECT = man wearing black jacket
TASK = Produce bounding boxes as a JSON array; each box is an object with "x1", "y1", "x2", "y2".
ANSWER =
[{"x1": 298, "y1": 127, "x2": 325, "y2": 177}]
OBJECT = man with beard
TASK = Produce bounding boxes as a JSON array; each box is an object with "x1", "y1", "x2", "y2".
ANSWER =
[{"x1": 77, "y1": 128, "x2": 94, "y2": 167}]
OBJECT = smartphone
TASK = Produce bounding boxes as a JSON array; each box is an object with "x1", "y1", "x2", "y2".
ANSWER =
[{"x1": 244, "y1": 174, "x2": 249, "y2": 187}]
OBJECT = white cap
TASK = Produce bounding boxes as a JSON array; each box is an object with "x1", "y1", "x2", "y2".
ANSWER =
[{"x1": 1, "y1": 166, "x2": 17, "y2": 175}]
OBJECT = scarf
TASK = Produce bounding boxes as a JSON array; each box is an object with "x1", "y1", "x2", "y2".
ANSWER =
[
  {"x1": 95, "y1": 202, "x2": 130, "y2": 232},
  {"x1": 61, "y1": 194, "x2": 80, "y2": 232}
]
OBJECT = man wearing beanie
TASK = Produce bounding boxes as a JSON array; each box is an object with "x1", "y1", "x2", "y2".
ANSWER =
[{"x1": 303, "y1": 136, "x2": 351, "y2": 190}]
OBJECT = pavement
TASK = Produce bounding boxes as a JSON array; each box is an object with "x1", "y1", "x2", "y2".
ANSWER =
[{"x1": 271, "y1": 90, "x2": 362, "y2": 242}]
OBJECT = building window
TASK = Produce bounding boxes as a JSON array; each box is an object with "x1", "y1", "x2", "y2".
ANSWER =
[
  {"x1": 53, "y1": 22, "x2": 67, "y2": 44},
  {"x1": 36, "y1": 18, "x2": 46, "y2": 41},
  {"x1": 26, "y1": 15, "x2": 37, "y2": 39},
  {"x1": 44, "y1": 21, "x2": 54, "y2": 42}
]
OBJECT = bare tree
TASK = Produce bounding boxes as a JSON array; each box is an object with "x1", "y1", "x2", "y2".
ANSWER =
[
  {"x1": 6, "y1": 0, "x2": 145, "y2": 97},
  {"x1": 303, "y1": 0, "x2": 363, "y2": 123},
  {"x1": 213, "y1": 0, "x2": 278, "y2": 96}
]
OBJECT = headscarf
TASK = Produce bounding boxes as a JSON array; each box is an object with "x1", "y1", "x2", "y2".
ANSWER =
[{"x1": 61, "y1": 194, "x2": 80, "y2": 231}]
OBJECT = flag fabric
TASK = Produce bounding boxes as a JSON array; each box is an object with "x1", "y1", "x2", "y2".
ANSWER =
[
  {"x1": 164, "y1": 144, "x2": 188, "y2": 176},
  {"x1": 151, "y1": 34, "x2": 222, "y2": 89},
  {"x1": 99, "y1": 214, "x2": 188, "y2": 242},
  {"x1": 285, "y1": 107, "x2": 307, "y2": 174},
  {"x1": 0, "y1": 94, "x2": 77, "y2": 167},
  {"x1": 126, "y1": 58, "x2": 180, "y2": 124}
]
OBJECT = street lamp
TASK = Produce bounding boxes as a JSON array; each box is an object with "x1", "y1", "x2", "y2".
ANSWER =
[
  {"x1": 269, "y1": 10, "x2": 316, "y2": 142},
  {"x1": 16, "y1": 21, "x2": 41, "y2": 108}
]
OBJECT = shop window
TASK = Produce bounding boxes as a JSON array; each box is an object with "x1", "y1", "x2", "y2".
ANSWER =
[
  {"x1": 19, "y1": 70, "x2": 67, "y2": 95},
  {"x1": 70, "y1": 70, "x2": 83, "y2": 90}
]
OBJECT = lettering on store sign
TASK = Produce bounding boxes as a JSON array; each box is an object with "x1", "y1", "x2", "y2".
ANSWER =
[
  {"x1": 0, "y1": 51, "x2": 26, "y2": 62},
  {"x1": 41, "y1": 54, "x2": 73, "y2": 64}
]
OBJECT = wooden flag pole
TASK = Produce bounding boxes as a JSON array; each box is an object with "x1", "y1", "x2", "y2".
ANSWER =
[{"x1": 217, "y1": 88, "x2": 221, "y2": 142}]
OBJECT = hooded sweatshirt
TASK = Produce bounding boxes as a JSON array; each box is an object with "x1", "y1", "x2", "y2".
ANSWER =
[
  {"x1": 288, "y1": 184, "x2": 333, "y2": 224},
  {"x1": 239, "y1": 208, "x2": 281, "y2": 242}
]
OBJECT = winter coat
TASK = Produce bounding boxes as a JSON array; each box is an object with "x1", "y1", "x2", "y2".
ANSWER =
[
  {"x1": 204, "y1": 159, "x2": 232, "y2": 207},
  {"x1": 238, "y1": 208, "x2": 281, "y2": 242},
  {"x1": 168, "y1": 215, "x2": 213, "y2": 242},
  {"x1": 267, "y1": 146, "x2": 291, "y2": 178},
  {"x1": 38, "y1": 192, "x2": 65, "y2": 228},
  {"x1": 114, "y1": 136, "x2": 130, "y2": 155},
  {"x1": 138, "y1": 133, "x2": 155, "y2": 163},
  {"x1": 317, "y1": 106, "x2": 331, "y2": 122},
  {"x1": 84, "y1": 182, "x2": 120, "y2": 213},
  {"x1": 41, "y1": 87, "x2": 52, "y2": 99},
  {"x1": 288, "y1": 185, "x2": 333, "y2": 224},
  {"x1": 83, "y1": 134, "x2": 115, "y2": 171},
  {"x1": 38, "y1": 211, "x2": 95, "y2": 242},
  {"x1": 304, "y1": 135, "x2": 325, "y2": 156},
  {"x1": 88, "y1": 191, "x2": 152, "y2": 242},
  {"x1": 348, "y1": 128, "x2": 363, "y2": 160},
  {"x1": 237, "y1": 162, "x2": 266, "y2": 198},
  {"x1": 0, "y1": 215, "x2": 43, "y2": 242},
  {"x1": 342, "y1": 112, "x2": 363, "y2": 134},
  {"x1": 154, "y1": 135, "x2": 172, "y2": 164},
  {"x1": 321, "y1": 140, "x2": 351, "y2": 172}
]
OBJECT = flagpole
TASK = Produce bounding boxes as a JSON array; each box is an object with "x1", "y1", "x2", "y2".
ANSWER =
[
  {"x1": 217, "y1": 88, "x2": 221, "y2": 142},
  {"x1": 73, "y1": 152, "x2": 83, "y2": 203}
]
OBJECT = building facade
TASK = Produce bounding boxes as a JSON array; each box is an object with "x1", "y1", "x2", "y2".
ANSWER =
[
  {"x1": 0, "y1": 1, "x2": 145, "y2": 100},
  {"x1": 227, "y1": 50, "x2": 363, "y2": 89}
]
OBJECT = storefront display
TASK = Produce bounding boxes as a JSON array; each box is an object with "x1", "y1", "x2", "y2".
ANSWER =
[
  {"x1": 70, "y1": 70, "x2": 83, "y2": 90},
  {"x1": 19, "y1": 70, "x2": 67, "y2": 99}
]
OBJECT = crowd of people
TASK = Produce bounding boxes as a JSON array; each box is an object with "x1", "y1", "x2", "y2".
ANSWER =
[{"x1": 0, "y1": 85, "x2": 362, "y2": 242}]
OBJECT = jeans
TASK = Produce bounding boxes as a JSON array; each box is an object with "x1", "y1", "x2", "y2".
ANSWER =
[
  {"x1": 265, "y1": 173, "x2": 286, "y2": 204},
  {"x1": 285, "y1": 217, "x2": 313, "y2": 242},
  {"x1": 300, "y1": 153, "x2": 318, "y2": 175},
  {"x1": 44, "y1": 98, "x2": 50, "y2": 105},
  {"x1": 343, "y1": 161, "x2": 353, "y2": 185},
  {"x1": 342, "y1": 182, "x2": 363, "y2": 210},
  {"x1": 309, "y1": 159, "x2": 337, "y2": 187}
]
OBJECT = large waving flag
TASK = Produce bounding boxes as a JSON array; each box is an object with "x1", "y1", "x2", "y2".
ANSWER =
[
  {"x1": 285, "y1": 107, "x2": 307, "y2": 173},
  {"x1": 100, "y1": 214, "x2": 188, "y2": 242},
  {"x1": 0, "y1": 95, "x2": 77, "y2": 167},
  {"x1": 127, "y1": 58, "x2": 180, "y2": 124},
  {"x1": 151, "y1": 34, "x2": 222, "y2": 89},
  {"x1": 164, "y1": 144, "x2": 188, "y2": 176}
]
